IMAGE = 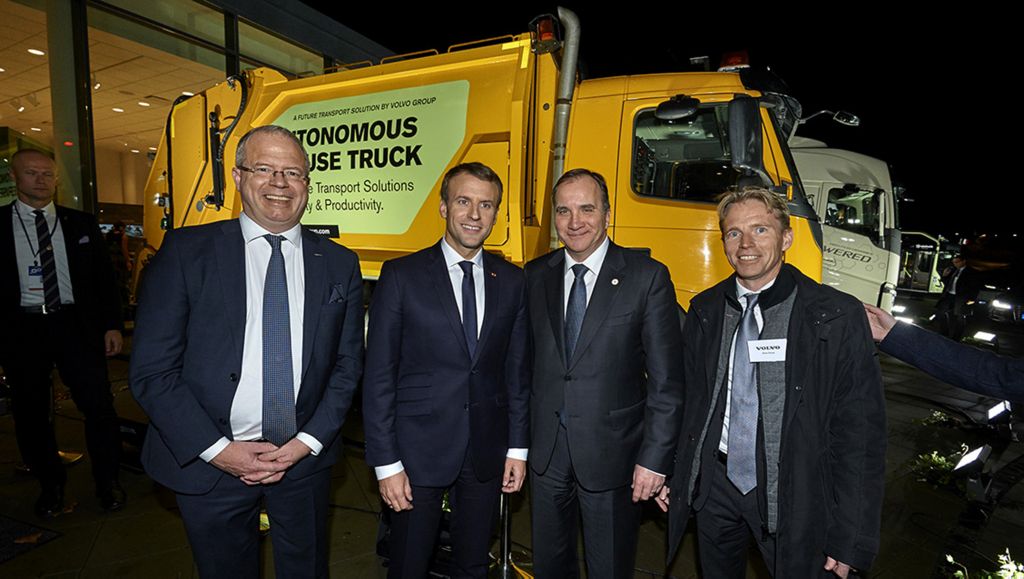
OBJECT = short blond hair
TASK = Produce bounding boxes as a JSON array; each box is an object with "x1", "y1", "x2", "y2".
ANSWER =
[{"x1": 717, "y1": 187, "x2": 790, "y2": 233}]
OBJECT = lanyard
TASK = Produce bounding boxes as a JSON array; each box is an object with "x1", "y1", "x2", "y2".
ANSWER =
[{"x1": 13, "y1": 203, "x2": 59, "y2": 265}]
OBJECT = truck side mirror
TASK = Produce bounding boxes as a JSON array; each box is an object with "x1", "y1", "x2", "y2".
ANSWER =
[
  {"x1": 655, "y1": 95, "x2": 700, "y2": 121},
  {"x1": 728, "y1": 95, "x2": 769, "y2": 186}
]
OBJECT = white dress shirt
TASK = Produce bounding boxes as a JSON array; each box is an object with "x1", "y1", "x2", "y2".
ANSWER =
[
  {"x1": 12, "y1": 200, "x2": 75, "y2": 306},
  {"x1": 562, "y1": 236, "x2": 610, "y2": 314},
  {"x1": 200, "y1": 213, "x2": 321, "y2": 462},
  {"x1": 374, "y1": 238, "x2": 528, "y2": 481},
  {"x1": 718, "y1": 277, "x2": 775, "y2": 453}
]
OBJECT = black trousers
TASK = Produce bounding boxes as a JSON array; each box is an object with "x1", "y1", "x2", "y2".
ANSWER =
[
  {"x1": 2, "y1": 308, "x2": 120, "y2": 492},
  {"x1": 695, "y1": 456, "x2": 776, "y2": 578},
  {"x1": 386, "y1": 452, "x2": 502, "y2": 579},
  {"x1": 530, "y1": 425, "x2": 641, "y2": 579}
]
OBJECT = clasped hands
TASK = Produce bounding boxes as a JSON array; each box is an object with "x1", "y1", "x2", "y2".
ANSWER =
[{"x1": 210, "y1": 439, "x2": 312, "y2": 485}]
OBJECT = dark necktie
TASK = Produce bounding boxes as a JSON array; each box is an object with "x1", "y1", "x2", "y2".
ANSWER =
[
  {"x1": 262, "y1": 234, "x2": 296, "y2": 446},
  {"x1": 33, "y1": 210, "x2": 61, "y2": 312},
  {"x1": 564, "y1": 264, "x2": 588, "y2": 362},
  {"x1": 728, "y1": 292, "x2": 760, "y2": 495},
  {"x1": 459, "y1": 260, "x2": 477, "y2": 358}
]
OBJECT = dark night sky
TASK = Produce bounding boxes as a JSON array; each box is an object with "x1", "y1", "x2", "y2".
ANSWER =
[{"x1": 306, "y1": 4, "x2": 1021, "y2": 239}]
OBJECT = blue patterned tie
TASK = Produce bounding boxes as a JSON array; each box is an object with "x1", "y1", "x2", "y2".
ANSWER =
[
  {"x1": 564, "y1": 264, "x2": 588, "y2": 362},
  {"x1": 728, "y1": 292, "x2": 760, "y2": 494},
  {"x1": 459, "y1": 260, "x2": 478, "y2": 358},
  {"x1": 34, "y1": 210, "x2": 61, "y2": 312},
  {"x1": 263, "y1": 234, "x2": 296, "y2": 446}
]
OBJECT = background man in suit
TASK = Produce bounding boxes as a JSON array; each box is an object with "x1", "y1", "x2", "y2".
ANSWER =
[
  {"x1": 935, "y1": 253, "x2": 981, "y2": 340},
  {"x1": 363, "y1": 162, "x2": 529, "y2": 578},
  {"x1": 662, "y1": 188, "x2": 885, "y2": 578},
  {"x1": 1, "y1": 149, "x2": 125, "y2": 517},
  {"x1": 130, "y1": 125, "x2": 364, "y2": 577},
  {"x1": 526, "y1": 168, "x2": 684, "y2": 578}
]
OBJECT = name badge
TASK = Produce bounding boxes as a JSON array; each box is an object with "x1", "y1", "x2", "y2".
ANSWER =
[{"x1": 748, "y1": 339, "x2": 787, "y2": 362}]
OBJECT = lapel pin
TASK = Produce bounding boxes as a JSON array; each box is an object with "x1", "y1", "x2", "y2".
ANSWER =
[
  {"x1": 490, "y1": 271, "x2": 497, "y2": 278},
  {"x1": 314, "y1": 252, "x2": 323, "y2": 257},
  {"x1": 611, "y1": 278, "x2": 619, "y2": 286}
]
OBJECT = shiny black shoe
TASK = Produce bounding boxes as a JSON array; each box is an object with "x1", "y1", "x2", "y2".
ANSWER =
[
  {"x1": 34, "y1": 485, "x2": 65, "y2": 518},
  {"x1": 98, "y1": 481, "x2": 127, "y2": 512}
]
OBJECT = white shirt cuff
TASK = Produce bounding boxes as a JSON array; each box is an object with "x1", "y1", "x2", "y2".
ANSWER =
[
  {"x1": 199, "y1": 437, "x2": 231, "y2": 463},
  {"x1": 375, "y1": 461, "x2": 404, "y2": 480},
  {"x1": 506, "y1": 448, "x2": 528, "y2": 461},
  {"x1": 295, "y1": 432, "x2": 323, "y2": 456},
  {"x1": 638, "y1": 464, "x2": 665, "y2": 478}
]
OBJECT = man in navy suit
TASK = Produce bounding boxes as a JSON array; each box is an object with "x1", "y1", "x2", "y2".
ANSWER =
[
  {"x1": 130, "y1": 125, "x2": 364, "y2": 577},
  {"x1": 363, "y1": 162, "x2": 530, "y2": 578}
]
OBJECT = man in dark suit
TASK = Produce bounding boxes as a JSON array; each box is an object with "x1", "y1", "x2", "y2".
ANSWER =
[
  {"x1": 130, "y1": 125, "x2": 363, "y2": 577},
  {"x1": 1, "y1": 149, "x2": 125, "y2": 517},
  {"x1": 363, "y1": 162, "x2": 529, "y2": 578},
  {"x1": 935, "y1": 254, "x2": 981, "y2": 340},
  {"x1": 526, "y1": 168, "x2": 684, "y2": 578}
]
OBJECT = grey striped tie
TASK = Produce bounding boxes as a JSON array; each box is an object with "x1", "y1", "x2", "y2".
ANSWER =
[{"x1": 262, "y1": 234, "x2": 296, "y2": 446}]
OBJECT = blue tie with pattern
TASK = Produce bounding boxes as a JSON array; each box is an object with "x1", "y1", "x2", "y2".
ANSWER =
[
  {"x1": 263, "y1": 234, "x2": 297, "y2": 446},
  {"x1": 564, "y1": 263, "x2": 588, "y2": 362},
  {"x1": 728, "y1": 292, "x2": 760, "y2": 494},
  {"x1": 459, "y1": 260, "x2": 478, "y2": 358},
  {"x1": 34, "y1": 210, "x2": 61, "y2": 312}
]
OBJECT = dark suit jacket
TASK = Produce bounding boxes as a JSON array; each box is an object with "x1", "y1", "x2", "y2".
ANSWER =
[
  {"x1": 881, "y1": 321, "x2": 1023, "y2": 401},
  {"x1": 129, "y1": 219, "x2": 364, "y2": 494},
  {"x1": 362, "y1": 243, "x2": 529, "y2": 487},
  {"x1": 1, "y1": 202, "x2": 122, "y2": 335},
  {"x1": 526, "y1": 241, "x2": 684, "y2": 491}
]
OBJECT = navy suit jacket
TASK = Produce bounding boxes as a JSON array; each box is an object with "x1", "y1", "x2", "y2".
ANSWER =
[
  {"x1": 129, "y1": 219, "x2": 364, "y2": 494},
  {"x1": 362, "y1": 242, "x2": 529, "y2": 487},
  {"x1": 1, "y1": 202, "x2": 122, "y2": 335},
  {"x1": 881, "y1": 322, "x2": 1023, "y2": 401}
]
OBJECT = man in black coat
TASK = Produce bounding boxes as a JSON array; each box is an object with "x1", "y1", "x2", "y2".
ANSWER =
[
  {"x1": 661, "y1": 188, "x2": 886, "y2": 578},
  {"x1": 1, "y1": 149, "x2": 125, "y2": 516}
]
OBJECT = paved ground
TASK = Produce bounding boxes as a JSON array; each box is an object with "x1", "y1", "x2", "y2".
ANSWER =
[{"x1": 1, "y1": 342, "x2": 1022, "y2": 578}]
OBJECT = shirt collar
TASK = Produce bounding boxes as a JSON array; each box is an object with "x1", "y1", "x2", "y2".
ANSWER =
[
  {"x1": 735, "y1": 276, "x2": 776, "y2": 302},
  {"x1": 441, "y1": 237, "x2": 484, "y2": 270},
  {"x1": 239, "y1": 212, "x2": 302, "y2": 247},
  {"x1": 564, "y1": 236, "x2": 610, "y2": 277},
  {"x1": 14, "y1": 199, "x2": 55, "y2": 218}
]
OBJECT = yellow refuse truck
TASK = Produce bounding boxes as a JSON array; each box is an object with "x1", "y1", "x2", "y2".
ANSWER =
[{"x1": 138, "y1": 8, "x2": 821, "y2": 309}]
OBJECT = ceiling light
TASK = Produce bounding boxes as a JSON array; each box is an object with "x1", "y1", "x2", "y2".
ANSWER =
[
  {"x1": 181, "y1": 91, "x2": 194, "y2": 96},
  {"x1": 0, "y1": 67, "x2": 6, "y2": 72},
  {"x1": 130, "y1": 149, "x2": 140, "y2": 153},
  {"x1": 30, "y1": 127, "x2": 41, "y2": 132},
  {"x1": 138, "y1": 101, "x2": 151, "y2": 107},
  {"x1": 148, "y1": 146, "x2": 157, "y2": 151},
  {"x1": 27, "y1": 48, "x2": 45, "y2": 56},
  {"x1": 112, "y1": 107, "x2": 124, "y2": 112}
]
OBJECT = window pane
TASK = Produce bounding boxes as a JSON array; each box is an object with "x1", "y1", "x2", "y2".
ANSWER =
[
  {"x1": 239, "y1": 21, "x2": 321, "y2": 77},
  {"x1": 632, "y1": 106, "x2": 741, "y2": 203}
]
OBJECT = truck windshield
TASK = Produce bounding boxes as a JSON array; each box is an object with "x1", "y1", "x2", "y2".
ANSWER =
[
  {"x1": 632, "y1": 106, "x2": 741, "y2": 203},
  {"x1": 823, "y1": 186, "x2": 882, "y2": 240}
]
